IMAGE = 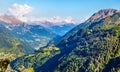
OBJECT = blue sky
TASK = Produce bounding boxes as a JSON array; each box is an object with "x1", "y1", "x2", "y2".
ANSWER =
[{"x1": 0, "y1": 0, "x2": 120, "y2": 23}]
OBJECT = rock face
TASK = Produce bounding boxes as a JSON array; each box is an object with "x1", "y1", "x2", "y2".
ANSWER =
[
  {"x1": 0, "y1": 14, "x2": 22, "y2": 26},
  {"x1": 86, "y1": 9, "x2": 119, "y2": 22}
]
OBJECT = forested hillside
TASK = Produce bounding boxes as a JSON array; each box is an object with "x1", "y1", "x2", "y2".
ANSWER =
[{"x1": 36, "y1": 11, "x2": 120, "y2": 72}]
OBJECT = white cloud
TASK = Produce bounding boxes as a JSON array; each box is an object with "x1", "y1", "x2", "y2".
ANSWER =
[
  {"x1": 64, "y1": 16, "x2": 74, "y2": 23},
  {"x1": 7, "y1": 3, "x2": 87, "y2": 25},
  {"x1": 34, "y1": 16, "x2": 88, "y2": 25},
  {"x1": 8, "y1": 3, "x2": 32, "y2": 22},
  {"x1": 27, "y1": 16, "x2": 77, "y2": 26}
]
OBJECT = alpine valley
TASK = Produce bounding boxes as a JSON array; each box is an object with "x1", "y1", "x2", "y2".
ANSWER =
[
  {"x1": 0, "y1": 8, "x2": 120, "y2": 72},
  {"x1": 0, "y1": 14, "x2": 76, "y2": 71}
]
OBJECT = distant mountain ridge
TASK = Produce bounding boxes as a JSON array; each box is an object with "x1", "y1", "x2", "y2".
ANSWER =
[
  {"x1": 28, "y1": 21, "x2": 76, "y2": 36},
  {"x1": 0, "y1": 14, "x2": 75, "y2": 49}
]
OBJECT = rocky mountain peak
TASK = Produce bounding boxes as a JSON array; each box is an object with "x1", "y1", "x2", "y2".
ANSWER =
[
  {"x1": 0, "y1": 14, "x2": 22, "y2": 26},
  {"x1": 86, "y1": 9, "x2": 119, "y2": 22}
]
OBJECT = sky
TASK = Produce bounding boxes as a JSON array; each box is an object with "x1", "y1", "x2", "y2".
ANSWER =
[{"x1": 0, "y1": 0, "x2": 120, "y2": 24}]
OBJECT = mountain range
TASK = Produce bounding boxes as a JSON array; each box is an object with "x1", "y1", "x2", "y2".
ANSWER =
[
  {"x1": 9, "y1": 9, "x2": 120, "y2": 72},
  {"x1": 0, "y1": 8, "x2": 120, "y2": 72},
  {"x1": 0, "y1": 14, "x2": 76, "y2": 49}
]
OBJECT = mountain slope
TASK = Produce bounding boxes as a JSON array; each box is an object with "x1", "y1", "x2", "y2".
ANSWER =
[
  {"x1": 56, "y1": 9, "x2": 119, "y2": 45},
  {"x1": 86, "y1": 9, "x2": 119, "y2": 22},
  {"x1": 10, "y1": 44, "x2": 60, "y2": 71},
  {"x1": 0, "y1": 26, "x2": 34, "y2": 56},
  {"x1": 35, "y1": 11, "x2": 120, "y2": 72},
  {"x1": 10, "y1": 24, "x2": 59, "y2": 48},
  {"x1": 0, "y1": 25, "x2": 35, "y2": 71}
]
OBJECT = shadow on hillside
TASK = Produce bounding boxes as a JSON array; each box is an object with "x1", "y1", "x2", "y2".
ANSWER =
[
  {"x1": 103, "y1": 57, "x2": 120, "y2": 72},
  {"x1": 35, "y1": 44, "x2": 77, "y2": 72}
]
